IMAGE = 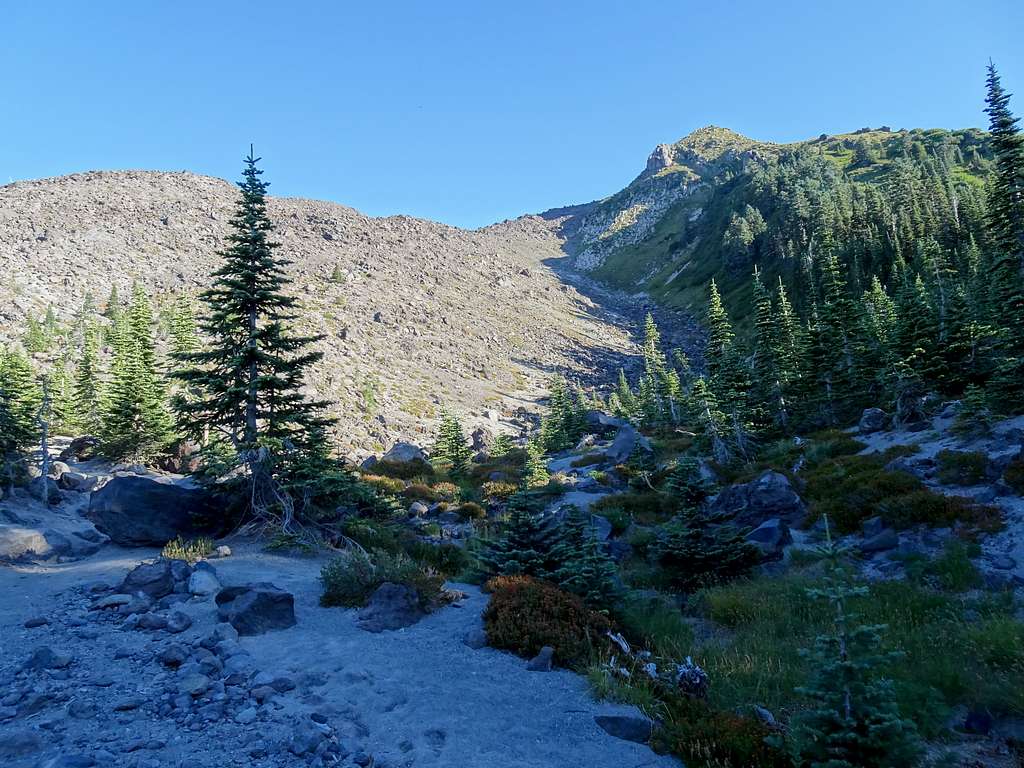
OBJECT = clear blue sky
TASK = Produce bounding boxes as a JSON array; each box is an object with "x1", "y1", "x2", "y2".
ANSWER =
[{"x1": 3, "y1": 1, "x2": 1021, "y2": 228}]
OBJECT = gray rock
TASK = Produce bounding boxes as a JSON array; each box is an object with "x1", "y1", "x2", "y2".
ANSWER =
[
  {"x1": 23, "y1": 616, "x2": 48, "y2": 628},
  {"x1": 860, "y1": 527, "x2": 899, "y2": 553},
  {"x1": 463, "y1": 628, "x2": 487, "y2": 649},
  {"x1": 58, "y1": 436, "x2": 100, "y2": 462},
  {"x1": 356, "y1": 582, "x2": 425, "y2": 633},
  {"x1": 188, "y1": 569, "x2": 221, "y2": 596},
  {"x1": 22, "y1": 646, "x2": 72, "y2": 671},
  {"x1": 136, "y1": 612, "x2": 168, "y2": 631},
  {"x1": 166, "y1": 610, "x2": 192, "y2": 633},
  {"x1": 0, "y1": 729, "x2": 42, "y2": 759},
  {"x1": 87, "y1": 475, "x2": 216, "y2": 547},
  {"x1": 28, "y1": 475, "x2": 61, "y2": 503},
  {"x1": 381, "y1": 442, "x2": 428, "y2": 465},
  {"x1": 859, "y1": 407, "x2": 888, "y2": 434},
  {"x1": 526, "y1": 645, "x2": 554, "y2": 672},
  {"x1": 594, "y1": 714, "x2": 653, "y2": 744},
  {"x1": 59, "y1": 470, "x2": 100, "y2": 492},
  {"x1": 113, "y1": 695, "x2": 145, "y2": 711},
  {"x1": 710, "y1": 471, "x2": 807, "y2": 528},
  {"x1": 605, "y1": 424, "x2": 652, "y2": 464},
  {"x1": 235, "y1": 706, "x2": 258, "y2": 724},
  {"x1": 216, "y1": 583, "x2": 296, "y2": 636},
  {"x1": 745, "y1": 518, "x2": 791, "y2": 559},
  {"x1": 289, "y1": 721, "x2": 327, "y2": 756},
  {"x1": 179, "y1": 673, "x2": 210, "y2": 697},
  {"x1": 119, "y1": 560, "x2": 175, "y2": 599},
  {"x1": 158, "y1": 644, "x2": 189, "y2": 668}
]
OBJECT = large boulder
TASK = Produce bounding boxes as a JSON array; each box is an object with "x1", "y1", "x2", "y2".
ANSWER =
[
  {"x1": 584, "y1": 410, "x2": 629, "y2": 431},
  {"x1": 59, "y1": 470, "x2": 101, "y2": 493},
  {"x1": 381, "y1": 442, "x2": 427, "y2": 465},
  {"x1": 0, "y1": 524, "x2": 106, "y2": 563},
  {"x1": 27, "y1": 476, "x2": 61, "y2": 504},
  {"x1": 745, "y1": 518, "x2": 792, "y2": 560},
  {"x1": 859, "y1": 407, "x2": 888, "y2": 434},
  {"x1": 356, "y1": 582, "x2": 425, "y2": 633},
  {"x1": 604, "y1": 424, "x2": 652, "y2": 465},
  {"x1": 87, "y1": 475, "x2": 216, "y2": 547},
  {"x1": 216, "y1": 583, "x2": 296, "y2": 635},
  {"x1": 710, "y1": 471, "x2": 807, "y2": 528}
]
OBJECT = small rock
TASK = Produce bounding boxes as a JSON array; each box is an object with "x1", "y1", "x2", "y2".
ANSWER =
[
  {"x1": 214, "y1": 545, "x2": 231, "y2": 558},
  {"x1": 188, "y1": 569, "x2": 221, "y2": 597},
  {"x1": 113, "y1": 696, "x2": 145, "y2": 711},
  {"x1": 136, "y1": 613, "x2": 169, "y2": 631},
  {"x1": 166, "y1": 611, "x2": 192, "y2": 633},
  {"x1": 23, "y1": 617, "x2": 48, "y2": 629},
  {"x1": 235, "y1": 706, "x2": 258, "y2": 724},
  {"x1": 463, "y1": 628, "x2": 487, "y2": 649},
  {"x1": 158, "y1": 644, "x2": 189, "y2": 668},
  {"x1": 526, "y1": 646, "x2": 554, "y2": 672},
  {"x1": 180, "y1": 673, "x2": 211, "y2": 697},
  {"x1": 860, "y1": 528, "x2": 899, "y2": 553},
  {"x1": 22, "y1": 646, "x2": 72, "y2": 671},
  {"x1": 119, "y1": 560, "x2": 176, "y2": 599}
]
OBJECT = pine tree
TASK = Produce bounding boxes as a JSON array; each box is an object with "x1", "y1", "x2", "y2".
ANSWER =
[
  {"x1": 102, "y1": 285, "x2": 123, "y2": 345},
  {"x1": 705, "y1": 279, "x2": 735, "y2": 382},
  {"x1": 0, "y1": 348, "x2": 40, "y2": 495},
  {"x1": 477, "y1": 492, "x2": 556, "y2": 577},
  {"x1": 750, "y1": 266, "x2": 787, "y2": 431},
  {"x1": 785, "y1": 520, "x2": 921, "y2": 767},
  {"x1": 689, "y1": 376, "x2": 731, "y2": 465},
  {"x1": 664, "y1": 457, "x2": 709, "y2": 511},
  {"x1": 171, "y1": 148, "x2": 333, "y2": 497},
  {"x1": 72, "y1": 324, "x2": 104, "y2": 436},
  {"x1": 490, "y1": 432, "x2": 514, "y2": 458},
  {"x1": 47, "y1": 359, "x2": 75, "y2": 435},
  {"x1": 100, "y1": 284, "x2": 173, "y2": 461},
  {"x1": 433, "y1": 409, "x2": 472, "y2": 477}
]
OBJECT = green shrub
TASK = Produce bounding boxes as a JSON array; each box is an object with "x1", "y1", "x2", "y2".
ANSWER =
[
  {"x1": 905, "y1": 540, "x2": 982, "y2": 591},
  {"x1": 594, "y1": 507, "x2": 630, "y2": 536},
  {"x1": 935, "y1": 449, "x2": 989, "y2": 485},
  {"x1": 404, "y1": 540, "x2": 471, "y2": 577},
  {"x1": 483, "y1": 575, "x2": 611, "y2": 669},
  {"x1": 161, "y1": 536, "x2": 214, "y2": 564},
  {"x1": 319, "y1": 549, "x2": 443, "y2": 608},
  {"x1": 592, "y1": 492, "x2": 669, "y2": 525}
]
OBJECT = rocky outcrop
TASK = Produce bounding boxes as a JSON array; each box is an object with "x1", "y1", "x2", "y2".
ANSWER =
[
  {"x1": 710, "y1": 471, "x2": 807, "y2": 528},
  {"x1": 86, "y1": 475, "x2": 216, "y2": 547},
  {"x1": 859, "y1": 407, "x2": 888, "y2": 434},
  {"x1": 356, "y1": 583, "x2": 425, "y2": 633}
]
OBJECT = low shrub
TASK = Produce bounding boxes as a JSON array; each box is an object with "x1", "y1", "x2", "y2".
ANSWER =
[
  {"x1": 595, "y1": 507, "x2": 630, "y2": 536},
  {"x1": 373, "y1": 458, "x2": 435, "y2": 480},
  {"x1": 482, "y1": 480, "x2": 518, "y2": 499},
  {"x1": 1003, "y1": 455, "x2": 1024, "y2": 494},
  {"x1": 571, "y1": 452, "x2": 605, "y2": 468},
  {"x1": 935, "y1": 449, "x2": 989, "y2": 486},
  {"x1": 401, "y1": 483, "x2": 436, "y2": 502},
  {"x1": 431, "y1": 481, "x2": 461, "y2": 502},
  {"x1": 404, "y1": 539, "x2": 472, "y2": 577},
  {"x1": 483, "y1": 575, "x2": 611, "y2": 669},
  {"x1": 456, "y1": 501, "x2": 486, "y2": 520},
  {"x1": 319, "y1": 549, "x2": 444, "y2": 608},
  {"x1": 359, "y1": 474, "x2": 405, "y2": 496},
  {"x1": 161, "y1": 536, "x2": 214, "y2": 564},
  {"x1": 804, "y1": 453, "x2": 1001, "y2": 533},
  {"x1": 905, "y1": 540, "x2": 982, "y2": 592},
  {"x1": 655, "y1": 697, "x2": 789, "y2": 768}
]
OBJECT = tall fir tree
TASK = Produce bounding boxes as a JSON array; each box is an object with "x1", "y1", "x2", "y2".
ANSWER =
[
  {"x1": 172, "y1": 149, "x2": 333, "y2": 495},
  {"x1": 433, "y1": 409, "x2": 472, "y2": 477},
  {"x1": 101, "y1": 283, "x2": 174, "y2": 461},
  {"x1": 72, "y1": 323, "x2": 104, "y2": 436},
  {"x1": 0, "y1": 348, "x2": 40, "y2": 495}
]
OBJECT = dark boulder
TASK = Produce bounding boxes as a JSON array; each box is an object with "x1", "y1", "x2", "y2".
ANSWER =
[
  {"x1": 58, "y1": 435, "x2": 100, "y2": 462},
  {"x1": 605, "y1": 424, "x2": 652, "y2": 465},
  {"x1": 119, "y1": 560, "x2": 175, "y2": 599},
  {"x1": 858, "y1": 407, "x2": 888, "y2": 434},
  {"x1": 745, "y1": 518, "x2": 792, "y2": 560},
  {"x1": 356, "y1": 582, "x2": 424, "y2": 633},
  {"x1": 594, "y1": 714, "x2": 653, "y2": 744},
  {"x1": 216, "y1": 583, "x2": 296, "y2": 636},
  {"x1": 87, "y1": 475, "x2": 216, "y2": 547},
  {"x1": 710, "y1": 471, "x2": 807, "y2": 528}
]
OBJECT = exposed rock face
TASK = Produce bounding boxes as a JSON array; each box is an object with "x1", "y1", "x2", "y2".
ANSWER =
[
  {"x1": 86, "y1": 475, "x2": 216, "y2": 547},
  {"x1": 710, "y1": 470, "x2": 807, "y2": 528},
  {"x1": 356, "y1": 582, "x2": 425, "y2": 633},
  {"x1": 0, "y1": 170, "x2": 640, "y2": 455},
  {"x1": 215, "y1": 583, "x2": 296, "y2": 636}
]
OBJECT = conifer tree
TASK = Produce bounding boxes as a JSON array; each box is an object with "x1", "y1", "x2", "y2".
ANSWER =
[
  {"x1": 785, "y1": 520, "x2": 921, "y2": 767},
  {"x1": 689, "y1": 376, "x2": 731, "y2": 465},
  {"x1": 705, "y1": 279, "x2": 734, "y2": 382},
  {"x1": 476, "y1": 492, "x2": 556, "y2": 577},
  {"x1": 172, "y1": 149, "x2": 332, "y2": 497},
  {"x1": 100, "y1": 284, "x2": 173, "y2": 461},
  {"x1": 664, "y1": 457, "x2": 709, "y2": 511},
  {"x1": 547, "y1": 505, "x2": 620, "y2": 609},
  {"x1": 750, "y1": 266, "x2": 787, "y2": 431},
  {"x1": 490, "y1": 432, "x2": 514, "y2": 458},
  {"x1": 72, "y1": 324, "x2": 104, "y2": 436},
  {"x1": 47, "y1": 359, "x2": 75, "y2": 435},
  {"x1": 522, "y1": 437, "x2": 550, "y2": 488},
  {"x1": 433, "y1": 409, "x2": 472, "y2": 477},
  {"x1": 0, "y1": 348, "x2": 40, "y2": 495},
  {"x1": 169, "y1": 293, "x2": 200, "y2": 356}
]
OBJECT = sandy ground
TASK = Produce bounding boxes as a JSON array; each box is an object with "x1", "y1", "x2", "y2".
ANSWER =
[{"x1": 0, "y1": 540, "x2": 680, "y2": 768}]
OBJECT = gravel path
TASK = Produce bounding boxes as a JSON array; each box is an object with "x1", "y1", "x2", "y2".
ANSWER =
[{"x1": 0, "y1": 541, "x2": 680, "y2": 768}]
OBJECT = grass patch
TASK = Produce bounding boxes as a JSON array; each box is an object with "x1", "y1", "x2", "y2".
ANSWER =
[
  {"x1": 935, "y1": 449, "x2": 989, "y2": 486},
  {"x1": 571, "y1": 452, "x2": 606, "y2": 468},
  {"x1": 161, "y1": 536, "x2": 214, "y2": 564},
  {"x1": 319, "y1": 549, "x2": 444, "y2": 608},
  {"x1": 592, "y1": 491, "x2": 670, "y2": 526}
]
